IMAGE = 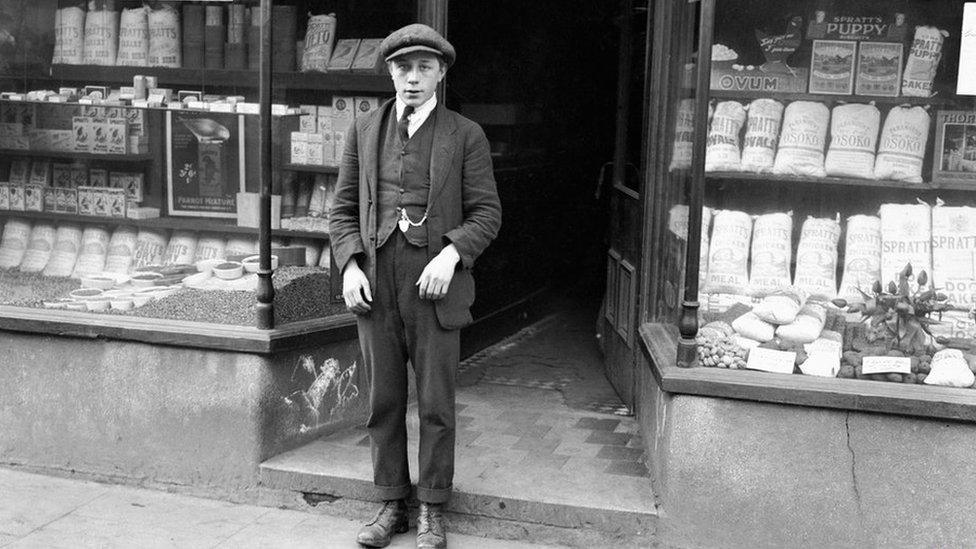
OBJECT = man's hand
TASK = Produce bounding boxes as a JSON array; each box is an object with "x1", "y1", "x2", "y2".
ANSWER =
[
  {"x1": 417, "y1": 244, "x2": 461, "y2": 300},
  {"x1": 342, "y1": 259, "x2": 372, "y2": 314}
]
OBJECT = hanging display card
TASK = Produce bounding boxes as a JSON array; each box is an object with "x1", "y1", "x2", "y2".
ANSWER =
[
  {"x1": 806, "y1": 12, "x2": 909, "y2": 42},
  {"x1": 810, "y1": 40, "x2": 856, "y2": 95},
  {"x1": 959, "y1": 3, "x2": 976, "y2": 96},
  {"x1": 862, "y1": 356, "x2": 912, "y2": 375},
  {"x1": 166, "y1": 112, "x2": 245, "y2": 218},
  {"x1": 855, "y1": 42, "x2": 903, "y2": 97},
  {"x1": 932, "y1": 110, "x2": 976, "y2": 185},
  {"x1": 745, "y1": 347, "x2": 797, "y2": 374}
]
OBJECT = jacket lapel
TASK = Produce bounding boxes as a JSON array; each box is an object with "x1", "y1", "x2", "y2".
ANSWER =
[
  {"x1": 429, "y1": 103, "x2": 458, "y2": 206},
  {"x1": 362, "y1": 98, "x2": 394, "y2": 201}
]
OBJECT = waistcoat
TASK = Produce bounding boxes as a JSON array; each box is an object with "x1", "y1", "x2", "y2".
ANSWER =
[{"x1": 375, "y1": 106, "x2": 437, "y2": 248}]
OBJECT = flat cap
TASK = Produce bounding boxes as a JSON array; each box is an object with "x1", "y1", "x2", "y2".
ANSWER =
[{"x1": 380, "y1": 23, "x2": 455, "y2": 67}]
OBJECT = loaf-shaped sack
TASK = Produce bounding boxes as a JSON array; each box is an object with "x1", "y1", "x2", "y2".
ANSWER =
[
  {"x1": 705, "y1": 101, "x2": 747, "y2": 172},
  {"x1": 741, "y1": 99, "x2": 784, "y2": 173},
  {"x1": 776, "y1": 302, "x2": 827, "y2": 344},
  {"x1": 825, "y1": 103, "x2": 880, "y2": 179},
  {"x1": 874, "y1": 106, "x2": 930, "y2": 183}
]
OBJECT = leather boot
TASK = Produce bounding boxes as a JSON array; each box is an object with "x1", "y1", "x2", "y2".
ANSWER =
[
  {"x1": 356, "y1": 499, "x2": 409, "y2": 547},
  {"x1": 416, "y1": 502, "x2": 447, "y2": 549}
]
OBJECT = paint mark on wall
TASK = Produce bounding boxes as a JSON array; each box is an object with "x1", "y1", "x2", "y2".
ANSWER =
[{"x1": 284, "y1": 356, "x2": 360, "y2": 434}]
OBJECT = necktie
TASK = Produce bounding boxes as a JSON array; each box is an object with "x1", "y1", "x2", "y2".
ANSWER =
[{"x1": 398, "y1": 105, "x2": 414, "y2": 142}]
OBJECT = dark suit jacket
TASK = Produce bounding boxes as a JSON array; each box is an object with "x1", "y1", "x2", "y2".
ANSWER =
[{"x1": 329, "y1": 98, "x2": 502, "y2": 329}]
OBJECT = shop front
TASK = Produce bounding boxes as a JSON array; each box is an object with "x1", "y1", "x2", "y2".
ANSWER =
[
  {"x1": 0, "y1": 0, "x2": 597, "y2": 493},
  {"x1": 609, "y1": 0, "x2": 976, "y2": 546}
]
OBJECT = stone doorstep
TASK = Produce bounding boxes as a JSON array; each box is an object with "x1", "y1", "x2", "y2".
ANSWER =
[{"x1": 259, "y1": 445, "x2": 658, "y2": 540}]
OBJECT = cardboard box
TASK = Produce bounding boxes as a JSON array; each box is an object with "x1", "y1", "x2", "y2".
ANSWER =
[
  {"x1": 56, "y1": 188, "x2": 78, "y2": 213},
  {"x1": 77, "y1": 186, "x2": 94, "y2": 215},
  {"x1": 299, "y1": 105, "x2": 317, "y2": 133},
  {"x1": 107, "y1": 188, "x2": 127, "y2": 217},
  {"x1": 91, "y1": 118, "x2": 110, "y2": 154},
  {"x1": 24, "y1": 184, "x2": 43, "y2": 211},
  {"x1": 326, "y1": 39, "x2": 360, "y2": 71},
  {"x1": 855, "y1": 42, "x2": 903, "y2": 97},
  {"x1": 8, "y1": 159, "x2": 29, "y2": 185},
  {"x1": 125, "y1": 108, "x2": 146, "y2": 136},
  {"x1": 236, "y1": 191, "x2": 281, "y2": 229},
  {"x1": 306, "y1": 132, "x2": 325, "y2": 165},
  {"x1": 89, "y1": 169, "x2": 108, "y2": 188},
  {"x1": 322, "y1": 129, "x2": 336, "y2": 166},
  {"x1": 52, "y1": 163, "x2": 72, "y2": 187},
  {"x1": 126, "y1": 206, "x2": 160, "y2": 219},
  {"x1": 28, "y1": 160, "x2": 50, "y2": 186},
  {"x1": 73, "y1": 116, "x2": 93, "y2": 152},
  {"x1": 70, "y1": 166, "x2": 88, "y2": 188},
  {"x1": 290, "y1": 131, "x2": 308, "y2": 164},
  {"x1": 0, "y1": 184, "x2": 9, "y2": 209},
  {"x1": 351, "y1": 38, "x2": 383, "y2": 73},
  {"x1": 8, "y1": 185, "x2": 24, "y2": 211},
  {"x1": 50, "y1": 130, "x2": 75, "y2": 152},
  {"x1": 933, "y1": 110, "x2": 976, "y2": 186},
  {"x1": 354, "y1": 97, "x2": 380, "y2": 120},
  {"x1": 43, "y1": 188, "x2": 57, "y2": 211},
  {"x1": 809, "y1": 40, "x2": 856, "y2": 95},
  {"x1": 0, "y1": 122, "x2": 23, "y2": 137},
  {"x1": 27, "y1": 129, "x2": 52, "y2": 151},
  {"x1": 110, "y1": 172, "x2": 144, "y2": 202},
  {"x1": 316, "y1": 106, "x2": 333, "y2": 134},
  {"x1": 107, "y1": 119, "x2": 128, "y2": 154}
]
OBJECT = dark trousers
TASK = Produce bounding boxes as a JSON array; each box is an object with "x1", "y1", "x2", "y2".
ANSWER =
[{"x1": 357, "y1": 230, "x2": 458, "y2": 504}]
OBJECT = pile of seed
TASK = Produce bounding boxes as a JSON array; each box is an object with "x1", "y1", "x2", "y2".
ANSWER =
[
  {"x1": 0, "y1": 269, "x2": 79, "y2": 306},
  {"x1": 112, "y1": 266, "x2": 344, "y2": 326}
]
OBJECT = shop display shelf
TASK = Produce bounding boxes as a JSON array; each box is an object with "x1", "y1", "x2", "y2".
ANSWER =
[
  {"x1": 49, "y1": 65, "x2": 392, "y2": 94},
  {"x1": 709, "y1": 89, "x2": 955, "y2": 106},
  {"x1": 706, "y1": 171, "x2": 936, "y2": 190},
  {"x1": 282, "y1": 164, "x2": 339, "y2": 174},
  {"x1": 0, "y1": 149, "x2": 153, "y2": 162},
  {"x1": 0, "y1": 210, "x2": 329, "y2": 240}
]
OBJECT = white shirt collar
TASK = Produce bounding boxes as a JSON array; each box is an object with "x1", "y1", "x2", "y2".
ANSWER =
[{"x1": 395, "y1": 95, "x2": 437, "y2": 137}]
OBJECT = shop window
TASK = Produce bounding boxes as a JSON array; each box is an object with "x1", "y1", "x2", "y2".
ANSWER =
[
  {"x1": 641, "y1": 0, "x2": 976, "y2": 420},
  {"x1": 0, "y1": 1, "x2": 414, "y2": 334}
]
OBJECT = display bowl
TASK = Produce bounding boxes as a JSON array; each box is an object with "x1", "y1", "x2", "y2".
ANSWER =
[
  {"x1": 81, "y1": 275, "x2": 118, "y2": 290},
  {"x1": 64, "y1": 302, "x2": 88, "y2": 311},
  {"x1": 85, "y1": 297, "x2": 112, "y2": 312},
  {"x1": 130, "y1": 272, "x2": 164, "y2": 288},
  {"x1": 241, "y1": 255, "x2": 278, "y2": 273},
  {"x1": 132, "y1": 295, "x2": 153, "y2": 307},
  {"x1": 110, "y1": 299, "x2": 134, "y2": 311},
  {"x1": 212, "y1": 261, "x2": 244, "y2": 280},
  {"x1": 69, "y1": 288, "x2": 104, "y2": 301},
  {"x1": 195, "y1": 258, "x2": 224, "y2": 275}
]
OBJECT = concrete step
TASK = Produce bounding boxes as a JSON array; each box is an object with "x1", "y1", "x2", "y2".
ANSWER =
[{"x1": 260, "y1": 432, "x2": 658, "y2": 546}]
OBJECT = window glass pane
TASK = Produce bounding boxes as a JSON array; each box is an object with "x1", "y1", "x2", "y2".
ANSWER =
[{"x1": 695, "y1": 0, "x2": 976, "y2": 382}]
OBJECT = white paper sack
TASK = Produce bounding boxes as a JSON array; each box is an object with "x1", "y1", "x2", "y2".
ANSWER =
[
  {"x1": 924, "y1": 349, "x2": 975, "y2": 387},
  {"x1": 669, "y1": 204, "x2": 712, "y2": 294},
  {"x1": 741, "y1": 99, "x2": 784, "y2": 173},
  {"x1": 752, "y1": 293, "x2": 802, "y2": 325},
  {"x1": 147, "y1": 5, "x2": 181, "y2": 67},
  {"x1": 772, "y1": 101, "x2": 829, "y2": 177},
  {"x1": 71, "y1": 227, "x2": 111, "y2": 279},
  {"x1": 731, "y1": 311, "x2": 775, "y2": 342},
  {"x1": 704, "y1": 210, "x2": 752, "y2": 294},
  {"x1": 705, "y1": 101, "x2": 746, "y2": 172},
  {"x1": 793, "y1": 216, "x2": 841, "y2": 300},
  {"x1": 19, "y1": 223, "x2": 56, "y2": 273},
  {"x1": 838, "y1": 215, "x2": 882, "y2": 303},
  {"x1": 0, "y1": 219, "x2": 32, "y2": 269},
  {"x1": 749, "y1": 212, "x2": 793, "y2": 295},
  {"x1": 902, "y1": 26, "x2": 948, "y2": 98},
  {"x1": 83, "y1": 10, "x2": 119, "y2": 66},
  {"x1": 931, "y1": 205, "x2": 976, "y2": 309},
  {"x1": 776, "y1": 303, "x2": 827, "y2": 344},
  {"x1": 669, "y1": 98, "x2": 696, "y2": 172},
  {"x1": 874, "y1": 106, "x2": 930, "y2": 183},
  {"x1": 825, "y1": 103, "x2": 880, "y2": 179},
  {"x1": 880, "y1": 203, "x2": 932, "y2": 291},
  {"x1": 43, "y1": 225, "x2": 83, "y2": 277},
  {"x1": 116, "y1": 7, "x2": 149, "y2": 66}
]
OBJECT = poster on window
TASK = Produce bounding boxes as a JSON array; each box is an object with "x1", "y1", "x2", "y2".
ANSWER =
[
  {"x1": 166, "y1": 112, "x2": 246, "y2": 218},
  {"x1": 959, "y1": 3, "x2": 976, "y2": 95}
]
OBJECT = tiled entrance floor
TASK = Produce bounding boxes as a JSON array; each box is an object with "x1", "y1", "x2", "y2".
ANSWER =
[{"x1": 262, "y1": 301, "x2": 655, "y2": 534}]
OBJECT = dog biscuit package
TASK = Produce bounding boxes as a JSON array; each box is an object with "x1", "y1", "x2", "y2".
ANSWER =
[
  {"x1": 705, "y1": 101, "x2": 746, "y2": 172},
  {"x1": 773, "y1": 101, "x2": 830, "y2": 177},
  {"x1": 741, "y1": 99, "x2": 784, "y2": 173},
  {"x1": 874, "y1": 106, "x2": 930, "y2": 183},
  {"x1": 825, "y1": 103, "x2": 880, "y2": 179}
]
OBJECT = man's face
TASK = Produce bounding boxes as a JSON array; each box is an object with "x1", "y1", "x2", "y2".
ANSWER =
[{"x1": 389, "y1": 52, "x2": 446, "y2": 108}]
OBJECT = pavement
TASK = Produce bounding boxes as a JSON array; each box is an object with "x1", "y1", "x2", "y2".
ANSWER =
[{"x1": 0, "y1": 467, "x2": 552, "y2": 548}]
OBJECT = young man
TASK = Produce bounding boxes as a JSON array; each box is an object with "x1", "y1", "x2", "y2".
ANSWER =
[{"x1": 329, "y1": 23, "x2": 502, "y2": 549}]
